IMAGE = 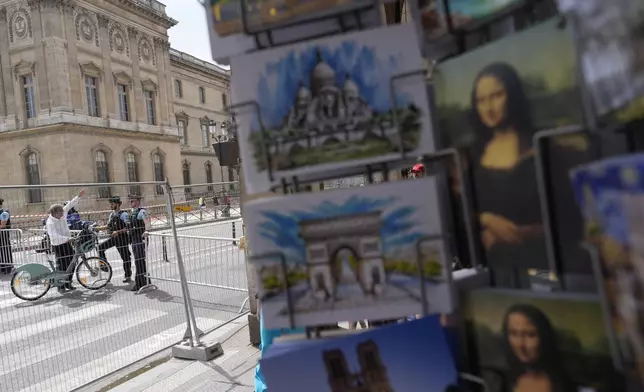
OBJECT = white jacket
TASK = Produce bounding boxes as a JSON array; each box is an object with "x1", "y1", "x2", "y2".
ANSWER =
[{"x1": 46, "y1": 196, "x2": 80, "y2": 246}]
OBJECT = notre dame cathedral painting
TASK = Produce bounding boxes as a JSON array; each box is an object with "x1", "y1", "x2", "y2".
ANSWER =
[{"x1": 323, "y1": 339, "x2": 395, "y2": 392}]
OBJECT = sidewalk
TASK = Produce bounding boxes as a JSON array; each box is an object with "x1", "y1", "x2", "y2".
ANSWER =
[{"x1": 97, "y1": 317, "x2": 258, "y2": 392}]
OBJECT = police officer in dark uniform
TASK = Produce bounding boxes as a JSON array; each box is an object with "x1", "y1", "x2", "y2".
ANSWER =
[
  {"x1": 97, "y1": 196, "x2": 132, "y2": 283},
  {"x1": 0, "y1": 197, "x2": 13, "y2": 274},
  {"x1": 127, "y1": 194, "x2": 150, "y2": 291}
]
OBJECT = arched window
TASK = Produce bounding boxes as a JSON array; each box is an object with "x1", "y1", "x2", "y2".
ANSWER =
[
  {"x1": 26, "y1": 152, "x2": 42, "y2": 203},
  {"x1": 182, "y1": 160, "x2": 191, "y2": 195},
  {"x1": 126, "y1": 152, "x2": 140, "y2": 195},
  {"x1": 199, "y1": 86, "x2": 206, "y2": 104},
  {"x1": 95, "y1": 150, "x2": 111, "y2": 198},
  {"x1": 153, "y1": 153, "x2": 164, "y2": 195},
  {"x1": 205, "y1": 162, "x2": 213, "y2": 191},
  {"x1": 174, "y1": 79, "x2": 182, "y2": 98}
]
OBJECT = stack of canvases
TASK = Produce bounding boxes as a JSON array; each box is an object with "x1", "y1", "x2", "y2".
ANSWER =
[{"x1": 206, "y1": 0, "x2": 461, "y2": 390}]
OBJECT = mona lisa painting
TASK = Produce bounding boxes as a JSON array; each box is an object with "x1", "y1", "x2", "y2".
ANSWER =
[
  {"x1": 434, "y1": 18, "x2": 594, "y2": 286},
  {"x1": 464, "y1": 289, "x2": 623, "y2": 392}
]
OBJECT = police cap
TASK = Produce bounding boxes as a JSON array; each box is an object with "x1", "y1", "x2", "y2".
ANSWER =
[{"x1": 108, "y1": 196, "x2": 122, "y2": 204}]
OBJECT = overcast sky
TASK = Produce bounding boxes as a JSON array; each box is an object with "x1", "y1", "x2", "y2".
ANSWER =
[{"x1": 163, "y1": 0, "x2": 230, "y2": 69}]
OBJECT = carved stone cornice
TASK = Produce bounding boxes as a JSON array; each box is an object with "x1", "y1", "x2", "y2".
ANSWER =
[
  {"x1": 127, "y1": 26, "x2": 138, "y2": 40},
  {"x1": 28, "y1": 0, "x2": 73, "y2": 10},
  {"x1": 105, "y1": 0, "x2": 177, "y2": 29},
  {"x1": 97, "y1": 13, "x2": 109, "y2": 28},
  {"x1": 153, "y1": 37, "x2": 169, "y2": 52}
]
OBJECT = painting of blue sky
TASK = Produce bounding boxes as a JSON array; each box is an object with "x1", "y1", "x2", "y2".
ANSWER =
[
  {"x1": 256, "y1": 41, "x2": 409, "y2": 129},
  {"x1": 257, "y1": 194, "x2": 426, "y2": 264}
]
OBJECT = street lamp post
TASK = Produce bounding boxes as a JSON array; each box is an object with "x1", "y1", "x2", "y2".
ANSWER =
[{"x1": 209, "y1": 120, "x2": 230, "y2": 184}]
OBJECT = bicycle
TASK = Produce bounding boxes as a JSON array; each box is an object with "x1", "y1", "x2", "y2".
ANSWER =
[{"x1": 10, "y1": 222, "x2": 113, "y2": 301}]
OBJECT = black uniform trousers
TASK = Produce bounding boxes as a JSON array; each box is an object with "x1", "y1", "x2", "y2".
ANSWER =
[
  {"x1": 52, "y1": 241, "x2": 75, "y2": 285},
  {"x1": 0, "y1": 231, "x2": 13, "y2": 274},
  {"x1": 98, "y1": 234, "x2": 132, "y2": 278},
  {"x1": 132, "y1": 240, "x2": 150, "y2": 288}
]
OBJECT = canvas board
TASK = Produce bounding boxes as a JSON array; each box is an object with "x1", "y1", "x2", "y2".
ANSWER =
[
  {"x1": 244, "y1": 176, "x2": 453, "y2": 329},
  {"x1": 230, "y1": 24, "x2": 434, "y2": 194},
  {"x1": 260, "y1": 316, "x2": 459, "y2": 392}
]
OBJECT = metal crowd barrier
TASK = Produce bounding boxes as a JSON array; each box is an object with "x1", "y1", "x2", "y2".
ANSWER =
[
  {"x1": 0, "y1": 181, "x2": 248, "y2": 392},
  {"x1": 148, "y1": 229, "x2": 249, "y2": 314}
]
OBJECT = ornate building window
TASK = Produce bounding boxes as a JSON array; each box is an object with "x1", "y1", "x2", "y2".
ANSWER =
[
  {"x1": 14, "y1": 60, "x2": 36, "y2": 121},
  {"x1": 125, "y1": 148, "x2": 141, "y2": 195},
  {"x1": 182, "y1": 160, "x2": 191, "y2": 195},
  {"x1": 145, "y1": 91, "x2": 155, "y2": 125},
  {"x1": 200, "y1": 118, "x2": 210, "y2": 147},
  {"x1": 23, "y1": 75, "x2": 36, "y2": 119},
  {"x1": 81, "y1": 62, "x2": 102, "y2": 117},
  {"x1": 95, "y1": 150, "x2": 111, "y2": 199},
  {"x1": 199, "y1": 86, "x2": 206, "y2": 104},
  {"x1": 177, "y1": 119, "x2": 186, "y2": 144},
  {"x1": 221, "y1": 92, "x2": 227, "y2": 111},
  {"x1": 142, "y1": 79, "x2": 157, "y2": 126},
  {"x1": 85, "y1": 76, "x2": 100, "y2": 117},
  {"x1": 174, "y1": 79, "x2": 182, "y2": 98},
  {"x1": 152, "y1": 151, "x2": 165, "y2": 195},
  {"x1": 176, "y1": 111, "x2": 188, "y2": 145},
  {"x1": 205, "y1": 162, "x2": 213, "y2": 191},
  {"x1": 26, "y1": 152, "x2": 41, "y2": 203},
  {"x1": 114, "y1": 71, "x2": 132, "y2": 122}
]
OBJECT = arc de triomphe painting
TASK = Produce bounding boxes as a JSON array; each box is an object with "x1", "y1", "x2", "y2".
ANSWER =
[{"x1": 299, "y1": 211, "x2": 386, "y2": 300}]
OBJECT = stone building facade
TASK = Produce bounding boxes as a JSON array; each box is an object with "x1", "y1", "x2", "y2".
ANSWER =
[{"x1": 0, "y1": 0, "x2": 232, "y2": 213}]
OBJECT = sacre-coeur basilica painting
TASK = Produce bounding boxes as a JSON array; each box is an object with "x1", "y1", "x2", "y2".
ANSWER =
[{"x1": 230, "y1": 24, "x2": 434, "y2": 193}]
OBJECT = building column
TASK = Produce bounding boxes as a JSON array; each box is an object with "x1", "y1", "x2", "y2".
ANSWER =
[
  {"x1": 97, "y1": 14, "x2": 115, "y2": 116},
  {"x1": 153, "y1": 38, "x2": 169, "y2": 126},
  {"x1": 127, "y1": 27, "x2": 143, "y2": 123},
  {"x1": 28, "y1": 1, "x2": 51, "y2": 113},
  {"x1": 40, "y1": 1, "x2": 72, "y2": 112},
  {"x1": 0, "y1": 7, "x2": 13, "y2": 118},
  {"x1": 162, "y1": 40, "x2": 174, "y2": 126},
  {"x1": 63, "y1": 3, "x2": 82, "y2": 110}
]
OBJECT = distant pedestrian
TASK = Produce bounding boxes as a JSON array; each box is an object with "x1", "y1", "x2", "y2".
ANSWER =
[
  {"x1": 410, "y1": 163, "x2": 425, "y2": 178},
  {"x1": 47, "y1": 189, "x2": 85, "y2": 292},
  {"x1": 97, "y1": 196, "x2": 132, "y2": 283},
  {"x1": 199, "y1": 196, "x2": 206, "y2": 209},
  {"x1": 0, "y1": 197, "x2": 13, "y2": 274},
  {"x1": 127, "y1": 194, "x2": 151, "y2": 292}
]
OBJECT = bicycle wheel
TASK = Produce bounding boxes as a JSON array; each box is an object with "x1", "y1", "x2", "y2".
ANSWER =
[
  {"x1": 11, "y1": 270, "x2": 51, "y2": 301},
  {"x1": 76, "y1": 257, "x2": 112, "y2": 290}
]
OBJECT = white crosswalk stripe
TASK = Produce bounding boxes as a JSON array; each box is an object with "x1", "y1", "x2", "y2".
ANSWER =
[
  {"x1": 0, "y1": 303, "x2": 120, "y2": 346},
  {"x1": 17, "y1": 317, "x2": 226, "y2": 392},
  {"x1": 0, "y1": 308, "x2": 166, "y2": 377}
]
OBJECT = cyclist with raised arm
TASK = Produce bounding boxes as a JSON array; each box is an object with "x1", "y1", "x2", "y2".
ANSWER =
[{"x1": 46, "y1": 188, "x2": 85, "y2": 293}]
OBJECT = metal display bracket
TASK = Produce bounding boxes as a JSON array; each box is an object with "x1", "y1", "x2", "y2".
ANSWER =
[
  {"x1": 532, "y1": 125, "x2": 603, "y2": 290},
  {"x1": 239, "y1": 0, "x2": 378, "y2": 51}
]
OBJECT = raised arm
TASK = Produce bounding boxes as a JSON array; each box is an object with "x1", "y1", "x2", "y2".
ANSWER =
[{"x1": 63, "y1": 189, "x2": 85, "y2": 214}]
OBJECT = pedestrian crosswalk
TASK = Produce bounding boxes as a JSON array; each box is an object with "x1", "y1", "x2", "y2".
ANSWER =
[
  {"x1": 0, "y1": 220, "x2": 247, "y2": 392},
  {"x1": 0, "y1": 280, "x2": 239, "y2": 392}
]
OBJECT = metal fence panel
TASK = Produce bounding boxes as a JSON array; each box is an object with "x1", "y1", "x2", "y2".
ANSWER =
[{"x1": 0, "y1": 182, "x2": 245, "y2": 392}]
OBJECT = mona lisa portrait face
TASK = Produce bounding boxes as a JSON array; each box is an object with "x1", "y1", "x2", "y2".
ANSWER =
[
  {"x1": 465, "y1": 289, "x2": 622, "y2": 392},
  {"x1": 475, "y1": 75, "x2": 508, "y2": 129},
  {"x1": 507, "y1": 312, "x2": 540, "y2": 364}
]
